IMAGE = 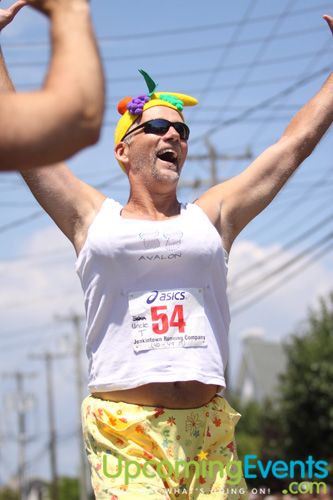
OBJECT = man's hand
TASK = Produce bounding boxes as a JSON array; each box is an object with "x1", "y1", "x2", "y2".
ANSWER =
[
  {"x1": 0, "y1": 0, "x2": 27, "y2": 31},
  {"x1": 323, "y1": 15, "x2": 333, "y2": 35}
]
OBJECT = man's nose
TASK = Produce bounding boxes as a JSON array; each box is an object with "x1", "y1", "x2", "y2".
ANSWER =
[{"x1": 162, "y1": 124, "x2": 181, "y2": 141}]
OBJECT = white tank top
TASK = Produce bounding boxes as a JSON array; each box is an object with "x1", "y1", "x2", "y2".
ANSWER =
[{"x1": 75, "y1": 198, "x2": 230, "y2": 394}]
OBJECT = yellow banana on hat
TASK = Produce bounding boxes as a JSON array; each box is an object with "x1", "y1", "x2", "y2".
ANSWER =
[{"x1": 115, "y1": 69, "x2": 198, "y2": 171}]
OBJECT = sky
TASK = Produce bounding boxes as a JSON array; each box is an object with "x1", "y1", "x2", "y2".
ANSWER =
[{"x1": 0, "y1": 0, "x2": 333, "y2": 488}]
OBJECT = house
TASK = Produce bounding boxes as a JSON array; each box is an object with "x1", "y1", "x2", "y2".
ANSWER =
[
  {"x1": 236, "y1": 334, "x2": 287, "y2": 403},
  {"x1": 26, "y1": 479, "x2": 50, "y2": 500}
]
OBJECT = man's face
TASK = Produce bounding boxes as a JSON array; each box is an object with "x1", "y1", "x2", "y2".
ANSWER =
[{"x1": 122, "y1": 106, "x2": 189, "y2": 185}]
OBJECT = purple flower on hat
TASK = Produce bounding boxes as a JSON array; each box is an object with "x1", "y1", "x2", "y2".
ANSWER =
[{"x1": 127, "y1": 94, "x2": 151, "y2": 115}]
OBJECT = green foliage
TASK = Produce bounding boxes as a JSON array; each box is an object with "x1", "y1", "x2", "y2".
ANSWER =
[
  {"x1": 235, "y1": 432, "x2": 262, "y2": 460},
  {"x1": 278, "y1": 293, "x2": 333, "y2": 462},
  {"x1": 56, "y1": 476, "x2": 80, "y2": 500},
  {"x1": 230, "y1": 293, "x2": 333, "y2": 490},
  {"x1": 0, "y1": 488, "x2": 19, "y2": 500},
  {"x1": 230, "y1": 396, "x2": 263, "y2": 458}
]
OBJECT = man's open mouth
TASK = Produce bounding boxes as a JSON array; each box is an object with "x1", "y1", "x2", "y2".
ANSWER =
[{"x1": 156, "y1": 149, "x2": 179, "y2": 168}]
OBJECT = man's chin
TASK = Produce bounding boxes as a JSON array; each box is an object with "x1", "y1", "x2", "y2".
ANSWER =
[{"x1": 152, "y1": 164, "x2": 180, "y2": 183}]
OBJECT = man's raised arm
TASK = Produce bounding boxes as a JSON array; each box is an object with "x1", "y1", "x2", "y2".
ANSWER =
[
  {"x1": 0, "y1": 0, "x2": 105, "y2": 170},
  {"x1": 197, "y1": 15, "x2": 333, "y2": 253}
]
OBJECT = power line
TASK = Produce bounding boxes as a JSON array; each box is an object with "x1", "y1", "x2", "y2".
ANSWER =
[
  {"x1": 238, "y1": 30, "x2": 332, "y2": 164},
  {"x1": 103, "y1": 116, "x2": 297, "y2": 128},
  {"x1": 0, "y1": 210, "x2": 44, "y2": 235},
  {"x1": 187, "y1": 0, "x2": 258, "y2": 124},
  {"x1": 15, "y1": 70, "x2": 324, "y2": 96},
  {"x1": 204, "y1": 0, "x2": 295, "y2": 129},
  {"x1": 24, "y1": 443, "x2": 48, "y2": 469},
  {"x1": 76, "y1": 50, "x2": 333, "y2": 83},
  {"x1": 11, "y1": 48, "x2": 332, "y2": 90},
  {"x1": 232, "y1": 229, "x2": 333, "y2": 300},
  {"x1": 1, "y1": 248, "x2": 70, "y2": 264},
  {"x1": 0, "y1": 322, "x2": 56, "y2": 341},
  {"x1": 179, "y1": 141, "x2": 252, "y2": 189},
  {"x1": 0, "y1": 284, "x2": 80, "y2": 312},
  {"x1": 102, "y1": 51, "x2": 328, "y2": 84},
  {"x1": 260, "y1": 187, "x2": 333, "y2": 206},
  {"x1": 230, "y1": 212, "x2": 333, "y2": 292},
  {"x1": 5, "y1": 26, "x2": 324, "y2": 69},
  {"x1": 3, "y1": 3, "x2": 330, "y2": 49},
  {"x1": 231, "y1": 229, "x2": 333, "y2": 302},
  {"x1": 244, "y1": 166, "x2": 333, "y2": 240},
  {"x1": 275, "y1": 180, "x2": 333, "y2": 188},
  {"x1": 0, "y1": 331, "x2": 58, "y2": 352},
  {"x1": 191, "y1": 65, "x2": 330, "y2": 142},
  {"x1": 231, "y1": 235, "x2": 333, "y2": 315},
  {"x1": 0, "y1": 201, "x2": 36, "y2": 208}
]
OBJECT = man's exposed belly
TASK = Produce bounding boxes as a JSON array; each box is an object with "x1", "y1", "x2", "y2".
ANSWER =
[{"x1": 92, "y1": 381, "x2": 219, "y2": 409}]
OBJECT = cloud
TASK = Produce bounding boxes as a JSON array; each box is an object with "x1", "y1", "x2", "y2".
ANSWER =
[
  {"x1": 227, "y1": 238, "x2": 333, "y2": 381},
  {"x1": 0, "y1": 227, "x2": 82, "y2": 335},
  {"x1": 0, "y1": 226, "x2": 86, "y2": 482}
]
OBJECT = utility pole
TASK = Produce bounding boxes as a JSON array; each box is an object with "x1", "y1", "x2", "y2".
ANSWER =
[
  {"x1": 29, "y1": 352, "x2": 65, "y2": 500},
  {"x1": 204, "y1": 138, "x2": 218, "y2": 186},
  {"x1": 2, "y1": 371, "x2": 36, "y2": 500},
  {"x1": 181, "y1": 141, "x2": 251, "y2": 396},
  {"x1": 180, "y1": 142, "x2": 252, "y2": 189},
  {"x1": 56, "y1": 313, "x2": 89, "y2": 500}
]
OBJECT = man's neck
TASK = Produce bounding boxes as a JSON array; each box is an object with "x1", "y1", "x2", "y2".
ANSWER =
[{"x1": 122, "y1": 192, "x2": 181, "y2": 220}]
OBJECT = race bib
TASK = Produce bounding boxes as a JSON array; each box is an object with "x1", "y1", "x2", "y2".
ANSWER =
[{"x1": 128, "y1": 288, "x2": 208, "y2": 352}]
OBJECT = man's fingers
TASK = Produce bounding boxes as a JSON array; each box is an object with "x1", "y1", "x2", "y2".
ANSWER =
[{"x1": 323, "y1": 14, "x2": 333, "y2": 35}]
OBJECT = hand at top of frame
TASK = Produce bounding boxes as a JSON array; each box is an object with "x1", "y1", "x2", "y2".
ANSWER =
[
  {"x1": 0, "y1": 0, "x2": 27, "y2": 32},
  {"x1": 25, "y1": 0, "x2": 89, "y2": 16},
  {"x1": 323, "y1": 15, "x2": 333, "y2": 35}
]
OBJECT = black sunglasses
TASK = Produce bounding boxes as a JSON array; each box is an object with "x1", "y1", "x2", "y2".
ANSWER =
[{"x1": 121, "y1": 118, "x2": 190, "y2": 141}]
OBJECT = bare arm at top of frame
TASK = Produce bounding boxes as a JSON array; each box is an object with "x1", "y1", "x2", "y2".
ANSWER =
[{"x1": 0, "y1": 0, "x2": 105, "y2": 170}]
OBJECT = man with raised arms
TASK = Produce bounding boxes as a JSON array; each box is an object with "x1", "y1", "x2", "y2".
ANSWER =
[{"x1": 4, "y1": 13, "x2": 333, "y2": 500}]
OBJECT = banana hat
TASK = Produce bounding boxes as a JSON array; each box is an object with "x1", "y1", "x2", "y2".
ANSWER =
[{"x1": 115, "y1": 70, "x2": 198, "y2": 171}]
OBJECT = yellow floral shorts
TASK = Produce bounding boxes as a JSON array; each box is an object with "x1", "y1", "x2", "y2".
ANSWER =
[{"x1": 82, "y1": 395, "x2": 248, "y2": 499}]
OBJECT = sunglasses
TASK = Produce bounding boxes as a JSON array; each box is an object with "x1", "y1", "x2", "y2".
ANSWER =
[{"x1": 121, "y1": 118, "x2": 190, "y2": 142}]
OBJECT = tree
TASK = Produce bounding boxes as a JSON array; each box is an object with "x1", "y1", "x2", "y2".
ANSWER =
[
  {"x1": 0, "y1": 487, "x2": 19, "y2": 500},
  {"x1": 278, "y1": 293, "x2": 333, "y2": 464},
  {"x1": 231, "y1": 395, "x2": 287, "y2": 490},
  {"x1": 56, "y1": 476, "x2": 80, "y2": 500},
  {"x1": 230, "y1": 396, "x2": 263, "y2": 459},
  {"x1": 231, "y1": 294, "x2": 333, "y2": 491}
]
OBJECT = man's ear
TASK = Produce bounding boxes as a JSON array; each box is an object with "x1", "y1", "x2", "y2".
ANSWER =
[{"x1": 115, "y1": 142, "x2": 130, "y2": 172}]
